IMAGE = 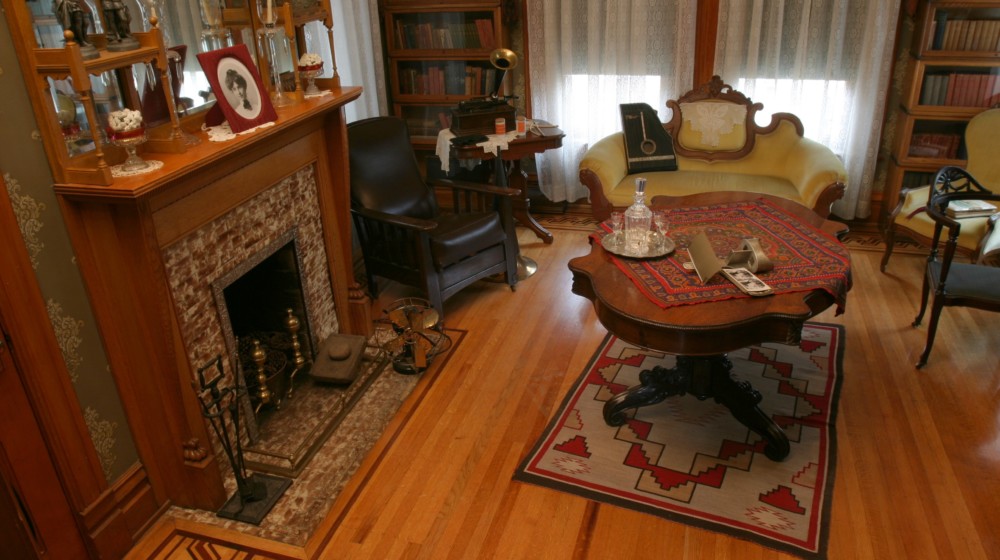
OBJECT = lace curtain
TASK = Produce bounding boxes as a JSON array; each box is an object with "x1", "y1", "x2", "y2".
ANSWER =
[
  {"x1": 329, "y1": 0, "x2": 387, "y2": 122},
  {"x1": 715, "y1": 0, "x2": 900, "y2": 220},
  {"x1": 526, "y1": 1, "x2": 697, "y2": 203}
]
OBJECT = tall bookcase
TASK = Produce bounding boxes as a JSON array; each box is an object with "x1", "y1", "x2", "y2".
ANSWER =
[
  {"x1": 379, "y1": 1, "x2": 505, "y2": 149},
  {"x1": 883, "y1": 0, "x2": 1000, "y2": 222}
]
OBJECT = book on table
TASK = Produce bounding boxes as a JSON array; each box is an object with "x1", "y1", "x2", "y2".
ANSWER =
[{"x1": 946, "y1": 199, "x2": 998, "y2": 218}]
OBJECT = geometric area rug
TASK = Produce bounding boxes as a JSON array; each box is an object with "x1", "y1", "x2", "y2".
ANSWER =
[{"x1": 514, "y1": 323, "x2": 844, "y2": 559}]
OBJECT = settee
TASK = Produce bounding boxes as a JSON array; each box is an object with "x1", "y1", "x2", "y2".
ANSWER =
[{"x1": 578, "y1": 76, "x2": 847, "y2": 221}]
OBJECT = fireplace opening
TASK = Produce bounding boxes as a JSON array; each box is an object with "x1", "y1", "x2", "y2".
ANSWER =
[{"x1": 223, "y1": 242, "x2": 314, "y2": 414}]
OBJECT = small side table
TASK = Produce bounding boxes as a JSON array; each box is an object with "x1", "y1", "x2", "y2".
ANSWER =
[{"x1": 451, "y1": 127, "x2": 565, "y2": 245}]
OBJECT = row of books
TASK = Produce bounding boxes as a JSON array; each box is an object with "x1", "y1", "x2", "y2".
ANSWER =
[
  {"x1": 394, "y1": 19, "x2": 495, "y2": 50},
  {"x1": 930, "y1": 16, "x2": 1000, "y2": 52},
  {"x1": 398, "y1": 64, "x2": 497, "y2": 96},
  {"x1": 908, "y1": 132, "x2": 963, "y2": 159},
  {"x1": 919, "y1": 73, "x2": 1000, "y2": 107}
]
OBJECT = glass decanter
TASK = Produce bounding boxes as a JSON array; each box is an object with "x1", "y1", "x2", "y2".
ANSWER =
[{"x1": 624, "y1": 177, "x2": 652, "y2": 255}]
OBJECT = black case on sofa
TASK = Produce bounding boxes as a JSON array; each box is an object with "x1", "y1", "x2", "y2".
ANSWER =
[{"x1": 620, "y1": 103, "x2": 678, "y2": 174}]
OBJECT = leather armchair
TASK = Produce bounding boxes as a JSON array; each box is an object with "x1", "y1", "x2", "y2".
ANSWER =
[{"x1": 347, "y1": 117, "x2": 519, "y2": 316}]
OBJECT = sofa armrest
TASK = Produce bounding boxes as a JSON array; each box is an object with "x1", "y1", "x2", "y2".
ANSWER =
[
  {"x1": 579, "y1": 132, "x2": 628, "y2": 221},
  {"x1": 771, "y1": 132, "x2": 847, "y2": 216}
]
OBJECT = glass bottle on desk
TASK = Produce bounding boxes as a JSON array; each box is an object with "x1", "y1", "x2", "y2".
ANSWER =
[{"x1": 624, "y1": 177, "x2": 652, "y2": 254}]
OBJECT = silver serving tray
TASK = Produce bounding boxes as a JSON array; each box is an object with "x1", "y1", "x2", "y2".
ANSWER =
[{"x1": 601, "y1": 232, "x2": 675, "y2": 259}]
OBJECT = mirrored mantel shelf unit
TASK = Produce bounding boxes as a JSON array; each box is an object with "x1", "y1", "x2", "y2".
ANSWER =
[
  {"x1": 4, "y1": 0, "x2": 341, "y2": 187},
  {"x1": 51, "y1": 89, "x2": 361, "y2": 199}
]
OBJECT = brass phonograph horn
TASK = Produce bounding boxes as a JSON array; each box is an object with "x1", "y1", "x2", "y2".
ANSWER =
[{"x1": 488, "y1": 48, "x2": 519, "y2": 99}]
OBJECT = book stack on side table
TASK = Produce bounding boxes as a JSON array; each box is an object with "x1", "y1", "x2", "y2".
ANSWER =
[{"x1": 946, "y1": 199, "x2": 998, "y2": 218}]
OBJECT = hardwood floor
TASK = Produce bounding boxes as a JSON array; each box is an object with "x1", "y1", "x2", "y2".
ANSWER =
[{"x1": 128, "y1": 225, "x2": 1000, "y2": 559}]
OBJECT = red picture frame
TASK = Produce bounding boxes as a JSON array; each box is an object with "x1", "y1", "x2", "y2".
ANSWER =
[{"x1": 197, "y1": 44, "x2": 277, "y2": 133}]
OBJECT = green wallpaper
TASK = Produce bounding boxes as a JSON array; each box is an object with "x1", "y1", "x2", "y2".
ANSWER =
[{"x1": 0, "y1": 12, "x2": 138, "y2": 482}]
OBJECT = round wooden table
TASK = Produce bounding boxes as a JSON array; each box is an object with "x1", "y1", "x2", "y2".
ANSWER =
[{"x1": 568, "y1": 192, "x2": 850, "y2": 460}]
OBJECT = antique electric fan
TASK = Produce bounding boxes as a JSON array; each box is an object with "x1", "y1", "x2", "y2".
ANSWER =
[{"x1": 376, "y1": 298, "x2": 452, "y2": 374}]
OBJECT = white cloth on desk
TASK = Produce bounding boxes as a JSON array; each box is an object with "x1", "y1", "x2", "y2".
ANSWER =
[
  {"x1": 477, "y1": 131, "x2": 519, "y2": 157},
  {"x1": 435, "y1": 128, "x2": 457, "y2": 174},
  {"x1": 435, "y1": 128, "x2": 520, "y2": 174}
]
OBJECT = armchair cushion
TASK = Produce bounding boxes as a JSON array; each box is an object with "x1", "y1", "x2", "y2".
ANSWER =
[
  {"x1": 579, "y1": 76, "x2": 847, "y2": 221},
  {"x1": 892, "y1": 186, "x2": 993, "y2": 253},
  {"x1": 430, "y1": 212, "x2": 507, "y2": 268}
]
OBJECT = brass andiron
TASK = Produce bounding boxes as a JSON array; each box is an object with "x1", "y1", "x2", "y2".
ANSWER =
[
  {"x1": 251, "y1": 339, "x2": 273, "y2": 413},
  {"x1": 284, "y1": 308, "x2": 311, "y2": 397},
  {"x1": 194, "y1": 356, "x2": 290, "y2": 525}
]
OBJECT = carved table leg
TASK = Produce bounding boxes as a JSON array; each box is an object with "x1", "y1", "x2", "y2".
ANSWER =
[
  {"x1": 507, "y1": 159, "x2": 554, "y2": 244},
  {"x1": 602, "y1": 354, "x2": 790, "y2": 461}
]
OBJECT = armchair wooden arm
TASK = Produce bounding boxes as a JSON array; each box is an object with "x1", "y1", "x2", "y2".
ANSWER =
[{"x1": 350, "y1": 206, "x2": 437, "y2": 232}]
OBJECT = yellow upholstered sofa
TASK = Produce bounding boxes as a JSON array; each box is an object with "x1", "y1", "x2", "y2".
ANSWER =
[{"x1": 579, "y1": 76, "x2": 847, "y2": 221}]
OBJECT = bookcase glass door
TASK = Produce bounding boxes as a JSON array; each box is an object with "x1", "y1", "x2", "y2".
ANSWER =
[
  {"x1": 394, "y1": 59, "x2": 497, "y2": 97},
  {"x1": 897, "y1": 115, "x2": 969, "y2": 164},
  {"x1": 908, "y1": 60, "x2": 1000, "y2": 114},
  {"x1": 397, "y1": 103, "x2": 460, "y2": 146},
  {"x1": 919, "y1": 5, "x2": 1000, "y2": 56},
  {"x1": 387, "y1": 9, "x2": 498, "y2": 53},
  {"x1": 380, "y1": 1, "x2": 503, "y2": 149}
]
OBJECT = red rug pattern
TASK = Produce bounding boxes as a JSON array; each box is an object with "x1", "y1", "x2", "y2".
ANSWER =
[{"x1": 515, "y1": 323, "x2": 844, "y2": 559}]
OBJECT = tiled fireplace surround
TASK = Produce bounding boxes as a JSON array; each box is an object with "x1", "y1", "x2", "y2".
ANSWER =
[{"x1": 162, "y1": 165, "x2": 338, "y2": 397}]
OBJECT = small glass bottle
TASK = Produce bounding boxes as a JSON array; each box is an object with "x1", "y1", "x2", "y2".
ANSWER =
[{"x1": 624, "y1": 177, "x2": 652, "y2": 254}]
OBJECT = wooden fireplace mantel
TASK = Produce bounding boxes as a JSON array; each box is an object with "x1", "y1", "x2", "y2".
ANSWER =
[{"x1": 54, "y1": 88, "x2": 363, "y2": 512}]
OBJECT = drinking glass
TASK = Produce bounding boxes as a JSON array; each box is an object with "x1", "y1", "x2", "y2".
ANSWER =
[
  {"x1": 653, "y1": 211, "x2": 669, "y2": 235},
  {"x1": 608, "y1": 212, "x2": 625, "y2": 250}
]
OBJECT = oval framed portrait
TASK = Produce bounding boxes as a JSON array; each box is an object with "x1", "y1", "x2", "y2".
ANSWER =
[
  {"x1": 196, "y1": 45, "x2": 277, "y2": 133},
  {"x1": 217, "y1": 57, "x2": 263, "y2": 121}
]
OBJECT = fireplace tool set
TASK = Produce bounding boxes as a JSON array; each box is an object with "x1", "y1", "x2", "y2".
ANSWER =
[{"x1": 194, "y1": 356, "x2": 291, "y2": 524}]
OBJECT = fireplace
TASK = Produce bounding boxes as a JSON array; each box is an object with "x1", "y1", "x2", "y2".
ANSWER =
[
  {"x1": 53, "y1": 90, "x2": 365, "y2": 514},
  {"x1": 199, "y1": 222, "x2": 384, "y2": 478},
  {"x1": 160, "y1": 164, "x2": 361, "y2": 477}
]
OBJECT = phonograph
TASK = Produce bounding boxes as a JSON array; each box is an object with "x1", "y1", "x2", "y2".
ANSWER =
[{"x1": 450, "y1": 48, "x2": 519, "y2": 136}]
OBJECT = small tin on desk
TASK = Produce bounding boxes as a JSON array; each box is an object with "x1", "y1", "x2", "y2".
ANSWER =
[{"x1": 495, "y1": 118, "x2": 506, "y2": 135}]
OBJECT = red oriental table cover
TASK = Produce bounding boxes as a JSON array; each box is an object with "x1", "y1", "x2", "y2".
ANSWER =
[{"x1": 591, "y1": 199, "x2": 851, "y2": 311}]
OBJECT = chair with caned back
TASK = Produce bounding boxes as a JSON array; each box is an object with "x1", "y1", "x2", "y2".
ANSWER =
[
  {"x1": 912, "y1": 166, "x2": 1000, "y2": 368},
  {"x1": 881, "y1": 108, "x2": 1000, "y2": 272}
]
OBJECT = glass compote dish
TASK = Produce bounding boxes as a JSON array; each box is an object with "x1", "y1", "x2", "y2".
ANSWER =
[
  {"x1": 297, "y1": 52, "x2": 323, "y2": 96},
  {"x1": 107, "y1": 108, "x2": 149, "y2": 173}
]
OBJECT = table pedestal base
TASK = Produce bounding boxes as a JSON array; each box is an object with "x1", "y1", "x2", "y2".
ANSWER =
[{"x1": 602, "y1": 354, "x2": 790, "y2": 461}]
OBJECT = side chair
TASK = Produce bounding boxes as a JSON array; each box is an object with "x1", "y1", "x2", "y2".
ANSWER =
[
  {"x1": 882, "y1": 108, "x2": 1000, "y2": 272},
  {"x1": 912, "y1": 166, "x2": 1000, "y2": 368},
  {"x1": 346, "y1": 116, "x2": 520, "y2": 317}
]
